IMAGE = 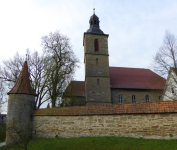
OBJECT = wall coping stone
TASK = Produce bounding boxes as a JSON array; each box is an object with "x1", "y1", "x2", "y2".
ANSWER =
[{"x1": 33, "y1": 100, "x2": 177, "y2": 116}]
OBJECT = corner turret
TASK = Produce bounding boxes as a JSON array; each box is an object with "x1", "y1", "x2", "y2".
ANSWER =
[{"x1": 6, "y1": 61, "x2": 37, "y2": 148}]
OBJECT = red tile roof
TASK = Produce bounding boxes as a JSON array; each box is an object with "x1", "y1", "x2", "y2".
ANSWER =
[
  {"x1": 110, "y1": 67, "x2": 166, "y2": 89},
  {"x1": 7, "y1": 61, "x2": 37, "y2": 96},
  {"x1": 63, "y1": 81, "x2": 85, "y2": 97},
  {"x1": 64, "y1": 67, "x2": 166, "y2": 97},
  {"x1": 33, "y1": 100, "x2": 177, "y2": 116}
]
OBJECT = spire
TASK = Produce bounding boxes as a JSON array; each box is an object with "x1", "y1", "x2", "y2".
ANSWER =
[
  {"x1": 86, "y1": 8, "x2": 104, "y2": 34},
  {"x1": 47, "y1": 103, "x2": 50, "y2": 108},
  {"x1": 7, "y1": 61, "x2": 37, "y2": 96}
]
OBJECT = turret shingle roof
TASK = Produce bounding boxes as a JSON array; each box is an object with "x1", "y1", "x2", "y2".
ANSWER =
[{"x1": 7, "y1": 61, "x2": 37, "y2": 96}]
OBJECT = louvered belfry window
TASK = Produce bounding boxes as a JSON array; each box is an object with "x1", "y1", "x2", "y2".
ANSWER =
[{"x1": 94, "y1": 39, "x2": 99, "y2": 51}]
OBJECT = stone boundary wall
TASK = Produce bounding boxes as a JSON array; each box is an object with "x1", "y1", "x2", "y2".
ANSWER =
[
  {"x1": 33, "y1": 113, "x2": 177, "y2": 139},
  {"x1": 33, "y1": 100, "x2": 177, "y2": 116},
  {"x1": 32, "y1": 101, "x2": 177, "y2": 139}
]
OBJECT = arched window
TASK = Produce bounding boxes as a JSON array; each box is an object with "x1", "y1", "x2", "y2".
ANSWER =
[
  {"x1": 97, "y1": 79, "x2": 99, "y2": 85},
  {"x1": 145, "y1": 95, "x2": 149, "y2": 102},
  {"x1": 94, "y1": 39, "x2": 99, "y2": 51},
  {"x1": 96, "y1": 58, "x2": 98, "y2": 64},
  {"x1": 94, "y1": 20, "x2": 96, "y2": 24},
  {"x1": 159, "y1": 96, "x2": 161, "y2": 100},
  {"x1": 119, "y1": 94, "x2": 123, "y2": 104},
  {"x1": 91, "y1": 21, "x2": 93, "y2": 25},
  {"x1": 132, "y1": 95, "x2": 136, "y2": 103},
  {"x1": 171, "y1": 88, "x2": 175, "y2": 94}
]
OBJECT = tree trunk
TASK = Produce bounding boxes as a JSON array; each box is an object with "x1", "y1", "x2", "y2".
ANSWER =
[
  {"x1": 52, "y1": 95, "x2": 56, "y2": 107},
  {"x1": 52, "y1": 82, "x2": 57, "y2": 107}
]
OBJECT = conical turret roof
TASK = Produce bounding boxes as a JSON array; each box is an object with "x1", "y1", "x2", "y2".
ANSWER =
[{"x1": 7, "y1": 61, "x2": 37, "y2": 96}]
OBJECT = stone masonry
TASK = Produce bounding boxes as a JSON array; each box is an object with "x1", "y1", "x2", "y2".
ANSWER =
[
  {"x1": 85, "y1": 55, "x2": 109, "y2": 77},
  {"x1": 6, "y1": 61, "x2": 37, "y2": 148},
  {"x1": 6, "y1": 94, "x2": 35, "y2": 147},
  {"x1": 84, "y1": 33, "x2": 111, "y2": 105},
  {"x1": 33, "y1": 100, "x2": 177, "y2": 139},
  {"x1": 62, "y1": 88, "x2": 163, "y2": 106},
  {"x1": 111, "y1": 89, "x2": 163, "y2": 104},
  {"x1": 84, "y1": 34, "x2": 109, "y2": 55},
  {"x1": 86, "y1": 77, "x2": 111, "y2": 105},
  {"x1": 33, "y1": 113, "x2": 177, "y2": 139}
]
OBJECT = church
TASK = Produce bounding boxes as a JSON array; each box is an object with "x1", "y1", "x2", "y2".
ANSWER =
[{"x1": 62, "y1": 9, "x2": 166, "y2": 106}]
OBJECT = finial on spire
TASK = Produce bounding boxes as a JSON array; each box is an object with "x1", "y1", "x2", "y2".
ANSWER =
[
  {"x1": 93, "y1": 8, "x2": 95, "y2": 14},
  {"x1": 26, "y1": 54, "x2": 28, "y2": 62}
]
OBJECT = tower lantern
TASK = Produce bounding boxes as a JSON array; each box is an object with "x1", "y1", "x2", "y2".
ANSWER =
[{"x1": 87, "y1": 8, "x2": 104, "y2": 34}]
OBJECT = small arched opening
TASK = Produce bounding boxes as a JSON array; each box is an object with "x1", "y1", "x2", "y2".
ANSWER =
[
  {"x1": 96, "y1": 58, "x2": 98, "y2": 64},
  {"x1": 97, "y1": 78, "x2": 99, "y2": 85},
  {"x1": 145, "y1": 95, "x2": 149, "y2": 102},
  {"x1": 94, "y1": 39, "x2": 99, "y2": 51}
]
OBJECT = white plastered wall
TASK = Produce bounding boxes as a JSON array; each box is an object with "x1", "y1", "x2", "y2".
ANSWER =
[{"x1": 162, "y1": 71, "x2": 177, "y2": 101}]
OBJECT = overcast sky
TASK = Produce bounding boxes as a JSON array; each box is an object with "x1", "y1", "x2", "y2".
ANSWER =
[{"x1": 1, "y1": 0, "x2": 177, "y2": 112}]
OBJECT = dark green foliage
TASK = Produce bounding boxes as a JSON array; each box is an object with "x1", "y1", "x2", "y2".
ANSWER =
[
  {"x1": 169, "y1": 134, "x2": 173, "y2": 138},
  {"x1": 1, "y1": 136, "x2": 177, "y2": 150}
]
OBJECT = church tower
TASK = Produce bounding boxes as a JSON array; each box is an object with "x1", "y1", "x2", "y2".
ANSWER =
[{"x1": 83, "y1": 8, "x2": 111, "y2": 105}]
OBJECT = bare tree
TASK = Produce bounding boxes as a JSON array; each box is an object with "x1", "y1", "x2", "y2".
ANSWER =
[
  {"x1": 0, "y1": 50, "x2": 49, "y2": 109},
  {"x1": 26, "y1": 50, "x2": 50, "y2": 109},
  {"x1": 0, "y1": 79, "x2": 8, "y2": 112},
  {"x1": 152, "y1": 31, "x2": 177, "y2": 100},
  {"x1": 0, "y1": 80, "x2": 4, "y2": 106},
  {"x1": 41, "y1": 31, "x2": 79, "y2": 107},
  {"x1": 0, "y1": 31, "x2": 79, "y2": 108},
  {"x1": 6, "y1": 118, "x2": 32, "y2": 150}
]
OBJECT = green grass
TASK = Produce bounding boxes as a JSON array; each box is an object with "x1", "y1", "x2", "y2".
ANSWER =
[
  {"x1": 1, "y1": 136, "x2": 177, "y2": 150},
  {"x1": 0, "y1": 123, "x2": 6, "y2": 143}
]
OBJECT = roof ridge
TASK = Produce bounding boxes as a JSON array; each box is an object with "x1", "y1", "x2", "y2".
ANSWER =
[
  {"x1": 109, "y1": 66, "x2": 149, "y2": 70},
  {"x1": 110, "y1": 74, "x2": 159, "y2": 77},
  {"x1": 71, "y1": 81, "x2": 85, "y2": 82}
]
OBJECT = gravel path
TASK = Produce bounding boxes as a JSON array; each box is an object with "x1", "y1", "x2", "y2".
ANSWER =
[{"x1": 0, "y1": 142, "x2": 5, "y2": 147}]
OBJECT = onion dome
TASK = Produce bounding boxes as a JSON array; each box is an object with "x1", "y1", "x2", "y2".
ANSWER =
[{"x1": 86, "y1": 8, "x2": 104, "y2": 34}]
